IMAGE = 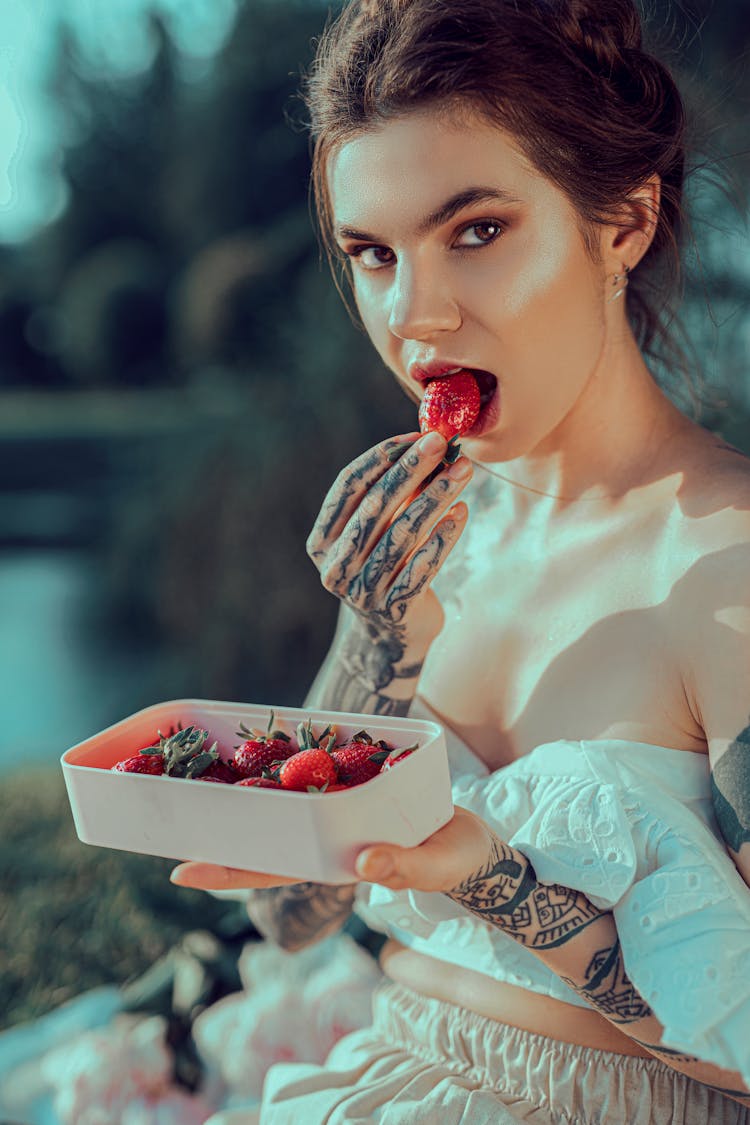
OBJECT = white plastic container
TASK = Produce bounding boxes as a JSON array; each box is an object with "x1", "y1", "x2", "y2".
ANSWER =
[{"x1": 60, "y1": 698, "x2": 452, "y2": 884}]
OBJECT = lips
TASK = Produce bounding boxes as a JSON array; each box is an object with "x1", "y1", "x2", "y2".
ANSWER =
[{"x1": 411, "y1": 362, "x2": 496, "y2": 396}]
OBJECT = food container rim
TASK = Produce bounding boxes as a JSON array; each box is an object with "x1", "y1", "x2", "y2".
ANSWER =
[{"x1": 60, "y1": 697, "x2": 446, "y2": 800}]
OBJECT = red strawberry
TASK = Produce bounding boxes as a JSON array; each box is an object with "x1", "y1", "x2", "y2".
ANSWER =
[
  {"x1": 276, "y1": 748, "x2": 338, "y2": 792},
  {"x1": 235, "y1": 776, "x2": 282, "y2": 789},
  {"x1": 381, "y1": 744, "x2": 418, "y2": 771},
  {"x1": 418, "y1": 370, "x2": 480, "y2": 439},
  {"x1": 331, "y1": 739, "x2": 391, "y2": 787},
  {"x1": 199, "y1": 760, "x2": 240, "y2": 784},
  {"x1": 233, "y1": 711, "x2": 294, "y2": 778},
  {"x1": 111, "y1": 725, "x2": 219, "y2": 780},
  {"x1": 112, "y1": 752, "x2": 164, "y2": 775}
]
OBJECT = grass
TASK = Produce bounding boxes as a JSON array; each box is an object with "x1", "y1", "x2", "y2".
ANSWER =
[{"x1": 0, "y1": 767, "x2": 243, "y2": 1033}]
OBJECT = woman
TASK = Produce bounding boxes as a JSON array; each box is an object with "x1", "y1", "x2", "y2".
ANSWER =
[{"x1": 172, "y1": 0, "x2": 750, "y2": 1120}]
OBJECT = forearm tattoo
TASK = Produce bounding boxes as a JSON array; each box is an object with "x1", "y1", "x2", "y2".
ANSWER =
[
  {"x1": 310, "y1": 615, "x2": 424, "y2": 717},
  {"x1": 711, "y1": 720, "x2": 750, "y2": 853},
  {"x1": 448, "y1": 837, "x2": 653, "y2": 1025},
  {"x1": 630, "y1": 1039, "x2": 701, "y2": 1064},
  {"x1": 448, "y1": 834, "x2": 750, "y2": 1096},
  {"x1": 559, "y1": 939, "x2": 653, "y2": 1024},
  {"x1": 246, "y1": 882, "x2": 356, "y2": 952},
  {"x1": 447, "y1": 837, "x2": 600, "y2": 949},
  {"x1": 631, "y1": 1041, "x2": 750, "y2": 1102}
]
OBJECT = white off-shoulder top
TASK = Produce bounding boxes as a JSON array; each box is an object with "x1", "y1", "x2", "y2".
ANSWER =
[{"x1": 353, "y1": 699, "x2": 750, "y2": 1083}]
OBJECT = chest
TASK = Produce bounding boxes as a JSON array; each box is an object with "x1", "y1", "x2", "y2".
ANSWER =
[{"x1": 419, "y1": 496, "x2": 705, "y2": 766}]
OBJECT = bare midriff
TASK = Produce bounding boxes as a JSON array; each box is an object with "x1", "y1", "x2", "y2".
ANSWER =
[{"x1": 379, "y1": 938, "x2": 653, "y2": 1058}]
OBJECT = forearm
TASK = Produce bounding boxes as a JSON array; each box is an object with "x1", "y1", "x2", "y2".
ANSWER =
[
  {"x1": 447, "y1": 837, "x2": 750, "y2": 1106},
  {"x1": 305, "y1": 606, "x2": 428, "y2": 717}
]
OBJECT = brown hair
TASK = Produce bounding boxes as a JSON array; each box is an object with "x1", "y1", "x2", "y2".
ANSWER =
[{"x1": 301, "y1": 0, "x2": 703, "y2": 410}]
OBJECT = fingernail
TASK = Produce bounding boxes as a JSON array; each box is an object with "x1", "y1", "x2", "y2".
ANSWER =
[
  {"x1": 358, "y1": 852, "x2": 394, "y2": 880},
  {"x1": 419, "y1": 432, "x2": 445, "y2": 455},
  {"x1": 170, "y1": 863, "x2": 219, "y2": 888},
  {"x1": 448, "y1": 458, "x2": 472, "y2": 480}
]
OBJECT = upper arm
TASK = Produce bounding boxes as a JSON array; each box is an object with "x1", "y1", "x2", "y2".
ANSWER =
[{"x1": 683, "y1": 528, "x2": 750, "y2": 887}]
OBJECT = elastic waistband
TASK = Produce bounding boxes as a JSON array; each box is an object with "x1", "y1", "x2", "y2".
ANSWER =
[{"x1": 371, "y1": 980, "x2": 748, "y2": 1125}]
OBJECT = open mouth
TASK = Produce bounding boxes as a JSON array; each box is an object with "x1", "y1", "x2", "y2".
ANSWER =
[
  {"x1": 441, "y1": 367, "x2": 499, "y2": 436},
  {"x1": 470, "y1": 368, "x2": 498, "y2": 410},
  {"x1": 465, "y1": 368, "x2": 500, "y2": 436},
  {"x1": 407, "y1": 366, "x2": 501, "y2": 436}
]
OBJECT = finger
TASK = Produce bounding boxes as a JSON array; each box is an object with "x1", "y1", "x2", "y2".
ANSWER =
[
  {"x1": 355, "y1": 821, "x2": 467, "y2": 893},
  {"x1": 170, "y1": 862, "x2": 300, "y2": 890},
  {"x1": 378, "y1": 506, "x2": 467, "y2": 621},
  {"x1": 318, "y1": 432, "x2": 450, "y2": 595},
  {"x1": 306, "y1": 433, "x2": 420, "y2": 562},
  {"x1": 355, "y1": 806, "x2": 493, "y2": 893},
  {"x1": 357, "y1": 458, "x2": 472, "y2": 593}
]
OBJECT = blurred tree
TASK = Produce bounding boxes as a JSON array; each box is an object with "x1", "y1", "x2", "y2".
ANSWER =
[{"x1": 41, "y1": 14, "x2": 182, "y2": 285}]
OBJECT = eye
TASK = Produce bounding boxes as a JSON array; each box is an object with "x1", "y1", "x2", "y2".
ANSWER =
[
  {"x1": 343, "y1": 244, "x2": 395, "y2": 271},
  {"x1": 454, "y1": 220, "x2": 506, "y2": 248}
]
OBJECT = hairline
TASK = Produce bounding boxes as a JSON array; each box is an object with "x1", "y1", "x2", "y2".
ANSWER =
[{"x1": 316, "y1": 101, "x2": 606, "y2": 267}]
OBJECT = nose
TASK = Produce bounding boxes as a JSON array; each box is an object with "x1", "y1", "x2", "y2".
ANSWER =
[{"x1": 387, "y1": 262, "x2": 462, "y2": 340}]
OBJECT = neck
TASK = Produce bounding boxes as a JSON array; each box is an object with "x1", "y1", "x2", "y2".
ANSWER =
[{"x1": 476, "y1": 330, "x2": 692, "y2": 522}]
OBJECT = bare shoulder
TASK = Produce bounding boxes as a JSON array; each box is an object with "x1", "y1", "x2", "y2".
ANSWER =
[
  {"x1": 674, "y1": 427, "x2": 750, "y2": 550},
  {"x1": 662, "y1": 431, "x2": 750, "y2": 754},
  {"x1": 666, "y1": 428, "x2": 750, "y2": 649}
]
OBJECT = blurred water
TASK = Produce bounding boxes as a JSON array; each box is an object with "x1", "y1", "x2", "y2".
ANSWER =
[{"x1": 0, "y1": 548, "x2": 164, "y2": 771}]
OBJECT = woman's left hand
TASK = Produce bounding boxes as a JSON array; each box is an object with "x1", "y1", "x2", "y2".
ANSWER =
[
  {"x1": 169, "y1": 806, "x2": 496, "y2": 893},
  {"x1": 355, "y1": 805, "x2": 497, "y2": 892}
]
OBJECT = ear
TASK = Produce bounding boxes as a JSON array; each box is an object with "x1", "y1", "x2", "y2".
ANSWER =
[{"x1": 602, "y1": 173, "x2": 661, "y2": 270}]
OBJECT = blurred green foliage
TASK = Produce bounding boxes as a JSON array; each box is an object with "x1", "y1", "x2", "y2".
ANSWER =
[{"x1": 0, "y1": 769, "x2": 244, "y2": 1032}]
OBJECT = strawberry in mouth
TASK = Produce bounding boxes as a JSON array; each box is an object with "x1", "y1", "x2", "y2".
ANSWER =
[{"x1": 418, "y1": 368, "x2": 499, "y2": 440}]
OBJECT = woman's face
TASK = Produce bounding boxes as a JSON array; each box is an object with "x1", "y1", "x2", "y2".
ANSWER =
[{"x1": 327, "y1": 108, "x2": 612, "y2": 463}]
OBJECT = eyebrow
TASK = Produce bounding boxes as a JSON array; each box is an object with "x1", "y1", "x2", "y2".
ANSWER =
[{"x1": 335, "y1": 185, "x2": 521, "y2": 243}]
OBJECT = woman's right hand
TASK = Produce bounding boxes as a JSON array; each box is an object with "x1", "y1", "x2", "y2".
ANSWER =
[{"x1": 306, "y1": 430, "x2": 473, "y2": 651}]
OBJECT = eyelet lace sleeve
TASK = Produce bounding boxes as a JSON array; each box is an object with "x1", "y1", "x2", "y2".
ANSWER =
[{"x1": 356, "y1": 728, "x2": 750, "y2": 1081}]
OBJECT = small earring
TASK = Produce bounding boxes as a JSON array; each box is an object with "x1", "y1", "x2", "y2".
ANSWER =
[{"x1": 607, "y1": 264, "x2": 631, "y2": 303}]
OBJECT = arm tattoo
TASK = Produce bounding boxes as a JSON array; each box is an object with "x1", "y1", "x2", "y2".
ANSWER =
[
  {"x1": 448, "y1": 833, "x2": 749, "y2": 1094},
  {"x1": 447, "y1": 838, "x2": 600, "y2": 949},
  {"x1": 246, "y1": 882, "x2": 356, "y2": 952},
  {"x1": 630, "y1": 1043, "x2": 750, "y2": 1102},
  {"x1": 711, "y1": 720, "x2": 750, "y2": 852},
  {"x1": 698, "y1": 1084, "x2": 750, "y2": 1104},
  {"x1": 559, "y1": 939, "x2": 653, "y2": 1024},
  {"x1": 448, "y1": 838, "x2": 651, "y2": 1023},
  {"x1": 630, "y1": 1039, "x2": 701, "y2": 1064},
  {"x1": 308, "y1": 598, "x2": 428, "y2": 716},
  {"x1": 314, "y1": 620, "x2": 422, "y2": 716}
]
